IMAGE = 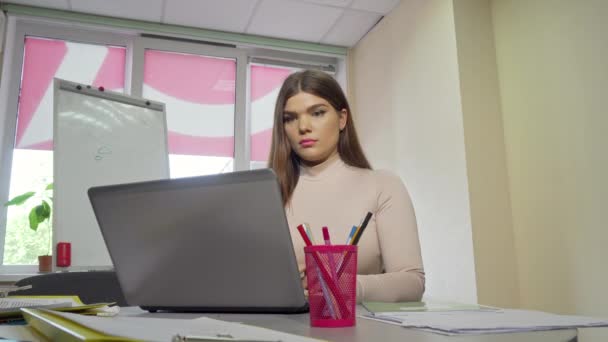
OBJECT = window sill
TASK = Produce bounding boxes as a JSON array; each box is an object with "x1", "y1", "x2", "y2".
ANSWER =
[
  {"x1": 0, "y1": 265, "x2": 39, "y2": 283},
  {"x1": 0, "y1": 273, "x2": 36, "y2": 283},
  {"x1": 0, "y1": 265, "x2": 114, "y2": 283}
]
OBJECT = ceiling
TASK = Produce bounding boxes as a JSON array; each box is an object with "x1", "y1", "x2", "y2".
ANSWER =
[{"x1": 3, "y1": 0, "x2": 401, "y2": 47}]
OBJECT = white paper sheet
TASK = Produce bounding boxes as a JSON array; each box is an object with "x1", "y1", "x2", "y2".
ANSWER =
[{"x1": 362, "y1": 309, "x2": 608, "y2": 335}]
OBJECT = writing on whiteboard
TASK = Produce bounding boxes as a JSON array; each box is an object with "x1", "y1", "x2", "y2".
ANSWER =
[{"x1": 95, "y1": 145, "x2": 112, "y2": 161}]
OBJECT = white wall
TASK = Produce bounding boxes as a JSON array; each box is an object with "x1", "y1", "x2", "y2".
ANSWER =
[
  {"x1": 349, "y1": 0, "x2": 477, "y2": 303},
  {"x1": 0, "y1": 11, "x2": 6, "y2": 81}
]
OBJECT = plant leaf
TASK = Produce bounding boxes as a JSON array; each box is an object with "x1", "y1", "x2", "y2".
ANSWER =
[
  {"x1": 40, "y1": 200, "x2": 51, "y2": 221},
  {"x1": 34, "y1": 203, "x2": 50, "y2": 223},
  {"x1": 4, "y1": 192, "x2": 36, "y2": 207},
  {"x1": 46, "y1": 183, "x2": 54, "y2": 190},
  {"x1": 29, "y1": 208, "x2": 40, "y2": 231}
]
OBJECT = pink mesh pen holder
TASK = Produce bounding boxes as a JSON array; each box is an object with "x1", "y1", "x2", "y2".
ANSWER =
[{"x1": 304, "y1": 245, "x2": 357, "y2": 327}]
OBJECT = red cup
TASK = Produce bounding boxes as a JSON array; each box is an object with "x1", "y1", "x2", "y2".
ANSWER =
[
  {"x1": 304, "y1": 245, "x2": 357, "y2": 327},
  {"x1": 56, "y1": 242, "x2": 71, "y2": 267}
]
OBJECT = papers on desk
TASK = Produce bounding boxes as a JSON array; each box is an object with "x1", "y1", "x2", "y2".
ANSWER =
[
  {"x1": 0, "y1": 284, "x2": 33, "y2": 297},
  {"x1": 0, "y1": 296, "x2": 115, "y2": 323},
  {"x1": 362, "y1": 301, "x2": 497, "y2": 313},
  {"x1": 361, "y1": 302, "x2": 608, "y2": 335},
  {"x1": 0, "y1": 297, "x2": 75, "y2": 311},
  {"x1": 23, "y1": 309, "x2": 322, "y2": 342}
]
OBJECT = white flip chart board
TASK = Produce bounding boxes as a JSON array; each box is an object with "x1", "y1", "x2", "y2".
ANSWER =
[{"x1": 53, "y1": 78, "x2": 169, "y2": 268}]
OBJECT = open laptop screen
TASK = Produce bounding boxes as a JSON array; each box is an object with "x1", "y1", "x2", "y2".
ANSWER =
[{"x1": 88, "y1": 169, "x2": 308, "y2": 313}]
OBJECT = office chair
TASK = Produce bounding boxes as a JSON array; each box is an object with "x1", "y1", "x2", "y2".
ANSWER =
[{"x1": 14, "y1": 270, "x2": 128, "y2": 306}]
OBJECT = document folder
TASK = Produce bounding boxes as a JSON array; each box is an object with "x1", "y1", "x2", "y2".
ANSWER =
[
  {"x1": 1, "y1": 296, "x2": 113, "y2": 323},
  {"x1": 21, "y1": 308, "x2": 139, "y2": 342},
  {"x1": 22, "y1": 308, "x2": 321, "y2": 342}
]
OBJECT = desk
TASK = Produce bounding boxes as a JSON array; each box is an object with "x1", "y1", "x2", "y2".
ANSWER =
[{"x1": 121, "y1": 306, "x2": 579, "y2": 342}]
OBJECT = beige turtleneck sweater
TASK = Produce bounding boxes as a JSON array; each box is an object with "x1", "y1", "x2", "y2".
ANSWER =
[{"x1": 285, "y1": 154, "x2": 425, "y2": 302}]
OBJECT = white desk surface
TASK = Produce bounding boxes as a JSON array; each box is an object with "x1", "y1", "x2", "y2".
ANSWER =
[{"x1": 119, "y1": 306, "x2": 579, "y2": 342}]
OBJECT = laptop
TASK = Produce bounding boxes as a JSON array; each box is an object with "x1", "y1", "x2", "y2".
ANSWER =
[{"x1": 87, "y1": 169, "x2": 308, "y2": 313}]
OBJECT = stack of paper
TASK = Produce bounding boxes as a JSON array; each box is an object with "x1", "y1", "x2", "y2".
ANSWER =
[
  {"x1": 362, "y1": 302, "x2": 608, "y2": 335},
  {"x1": 0, "y1": 296, "x2": 114, "y2": 323},
  {"x1": 362, "y1": 301, "x2": 497, "y2": 313},
  {"x1": 0, "y1": 297, "x2": 75, "y2": 311},
  {"x1": 0, "y1": 284, "x2": 33, "y2": 297}
]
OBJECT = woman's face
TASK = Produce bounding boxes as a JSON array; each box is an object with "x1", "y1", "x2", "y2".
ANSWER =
[{"x1": 283, "y1": 91, "x2": 347, "y2": 166}]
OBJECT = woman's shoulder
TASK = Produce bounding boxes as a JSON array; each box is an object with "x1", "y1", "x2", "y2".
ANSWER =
[
  {"x1": 368, "y1": 168, "x2": 406, "y2": 187},
  {"x1": 370, "y1": 169, "x2": 414, "y2": 209},
  {"x1": 343, "y1": 165, "x2": 407, "y2": 191},
  {"x1": 377, "y1": 169, "x2": 410, "y2": 194}
]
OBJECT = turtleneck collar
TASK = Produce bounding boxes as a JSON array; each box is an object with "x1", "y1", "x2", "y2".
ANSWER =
[{"x1": 299, "y1": 152, "x2": 345, "y2": 179}]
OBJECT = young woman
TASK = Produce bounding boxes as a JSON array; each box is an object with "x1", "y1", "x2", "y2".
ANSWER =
[{"x1": 268, "y1": 70, "x2": 424, "y2": 302}]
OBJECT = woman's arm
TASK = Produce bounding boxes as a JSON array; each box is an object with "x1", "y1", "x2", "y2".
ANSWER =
[{"x1": 357, "y1": 170, "x2": 425, "y2": 302}]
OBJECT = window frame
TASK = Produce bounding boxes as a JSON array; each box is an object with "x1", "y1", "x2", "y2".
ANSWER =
[
  {"x1": 0, "y1": 15, "x2": 343, "y2": 273},
  {"x1": 132, "y1": 37, "x2": 249, "y2": 170}
]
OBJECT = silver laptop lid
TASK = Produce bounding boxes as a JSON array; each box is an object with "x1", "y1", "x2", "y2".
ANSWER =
[{"x1": 88, "y1": 169, "x2": 307, "y2": 313}]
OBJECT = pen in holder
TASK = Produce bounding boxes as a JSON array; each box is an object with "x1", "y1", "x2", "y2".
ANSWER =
[{"x1": 304, "y1": 245, "x2": 357, "y2": 327}]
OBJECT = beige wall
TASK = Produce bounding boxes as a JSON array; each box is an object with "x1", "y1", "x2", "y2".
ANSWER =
[
  {"x1": 491, "y1": 0, "x2": 608, "y2": 338},
  {"x1": 452, "y1": 0, "x2": 519, "y2": 308},
  {"x1": 349, "y1": 0, "x2": 478, "y2": 303},
  {"x1": 350, "y1": 2, "x2": 608, "y2": 334}
]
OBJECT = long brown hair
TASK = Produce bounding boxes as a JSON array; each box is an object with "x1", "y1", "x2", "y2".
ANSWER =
[{"x1": 268, "y1": 70, "x2": 371, "y2": 205}]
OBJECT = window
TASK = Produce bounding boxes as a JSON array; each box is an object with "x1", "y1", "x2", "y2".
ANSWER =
[
  {"x1": 142, "y1": 49, "x2": 237, "y2": 177},
  {"x1": 249, "y1": 64, "x2": 299, "y2": 169},
  {"x1": 0, "y1": 17, "x2": 342, "y2": 269},
  {"x1": 3, "y1": 36, "x2": 126, "y2": 265}
]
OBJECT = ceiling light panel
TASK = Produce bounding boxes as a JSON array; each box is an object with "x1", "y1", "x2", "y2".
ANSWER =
[
  {"x1": 71, "y1": 0, "x2": 165, "y2": 22},
  {"x1": 164, "y1": 0, "x2": 259, "y2": 33},
  {"x1": 247, "y1": 0, "x2": 343, "y2": 42}
]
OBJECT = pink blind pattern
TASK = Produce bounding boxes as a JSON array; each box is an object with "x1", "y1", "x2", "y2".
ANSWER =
[
  {"x1": 15, "y1": 37, "x2": 125, "y2": 150},
  {"x1": 143, "y1": 50, "x2": 236, "y2": 157},
  {"x1": 143, "y1": 51, "x2": 293, "y2": 159},
  {"x1": 250, "y1": 65, "x2": 295, "y2": 161},
  {"x1": 15, "y1": 38, "x2": 295, "y2": 160}
]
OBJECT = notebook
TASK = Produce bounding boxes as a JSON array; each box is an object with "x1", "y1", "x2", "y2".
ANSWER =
[{"x1": 88, "y1": 169, "x2": 308, "y2": 313}]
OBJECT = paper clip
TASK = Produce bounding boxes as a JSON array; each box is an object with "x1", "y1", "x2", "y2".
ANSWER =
[{"x1": 172, "y1": 333, "x2": 282, "y2": 342}]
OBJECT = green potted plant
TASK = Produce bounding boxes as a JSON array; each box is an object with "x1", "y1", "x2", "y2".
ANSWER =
[{"x1": 3, "y1": 183, "x2": 54, "y2": 272}]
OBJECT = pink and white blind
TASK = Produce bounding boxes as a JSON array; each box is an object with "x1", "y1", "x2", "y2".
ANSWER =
[
  {"x1": 16, "y1": 37, "x2": 125, "y2": 151},
  {"x1": 16, "y1": 37, "x2": 294, "y2": 163}
]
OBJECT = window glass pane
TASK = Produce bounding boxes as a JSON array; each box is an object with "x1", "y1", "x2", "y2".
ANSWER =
[
  {"x1": 249, "y1": 64, "x2": 298, "y2": 169},
  {"x1": 3, "y1": 37, "x2": 125, "y2": 265},
  {"x1": 143, "y1": 50, "x2": 236, "y2": 177}
]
